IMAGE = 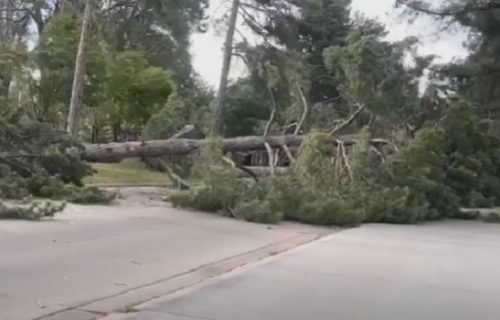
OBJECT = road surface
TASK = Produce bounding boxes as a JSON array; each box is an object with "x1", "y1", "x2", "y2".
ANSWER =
[
  {"x1": 0, "y1": 188, "x2": 329, "y2": 320},
  {"x1": 103, "y1": 220, "x2": 500, "y2": 320}
]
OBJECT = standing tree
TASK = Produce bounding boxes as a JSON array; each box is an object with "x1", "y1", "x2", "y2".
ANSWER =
[
  {"x1": 212, "y1": 0, "x2": 240, "y2": 136},
  {"x1": 396, "y1": 0, "x2": 500, "y2": 122},
  {"x1": 67, "y1": 0, "x2": 94, "y2": 136}
]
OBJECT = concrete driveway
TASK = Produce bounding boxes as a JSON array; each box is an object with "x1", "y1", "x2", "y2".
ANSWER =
[
  {"x1": 0, "y1": 189, "x2": 329, "y2": 320},
  {"x1": 104, "y1": 220, "x2": 500, "y2": 320}
]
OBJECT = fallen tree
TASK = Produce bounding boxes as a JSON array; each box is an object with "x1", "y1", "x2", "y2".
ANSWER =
[{"x1": 83, "y1": 135, "x2": 392, "y2": 163}]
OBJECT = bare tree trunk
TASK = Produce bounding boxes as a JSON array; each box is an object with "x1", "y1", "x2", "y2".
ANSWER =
[
  {"x1": 0, "y1": 0, "x2": 13, "y2": 98},
  {"x1": 294, "y1": 81, "x2": 309, "y2": 135},
  {"x1": 211, "y1": 0, "x2": 240, "y2": 136},
  {"x1": 83, "y1": 135, "x2": 393, "y2": 163},
  {"x1": 67, "y1": 0, "x2": 94, "y2": 136}
]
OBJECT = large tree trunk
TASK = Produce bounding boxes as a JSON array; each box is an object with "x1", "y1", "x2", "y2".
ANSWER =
[
  {"x1": 211, "y1": 0, "x2": 240, "y2": 136},
  {"x1": 67, "y1": 0, "x2": 94, "y2": 136},
  {"x1": 83, "y1": 135, "x2": 390, "y2": 163}
]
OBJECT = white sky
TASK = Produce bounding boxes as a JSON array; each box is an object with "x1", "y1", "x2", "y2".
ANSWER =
[{"x1": 191, "y1": 0, "x2": 469, "y2": 88}]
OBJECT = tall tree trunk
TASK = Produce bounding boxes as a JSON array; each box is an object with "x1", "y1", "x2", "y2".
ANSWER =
[
  {"x1": 82, "y1": 135, "x2": 392, "y2": 163},
  {"x1": 0, "y1": 0, "x2": 13, "y2": 99},
  {"x1": 211, "y1": 0, "x2": 240, "y2": 136},
  {"x1": 67, "y1": 0, "x2": 94, "y2": 136}
]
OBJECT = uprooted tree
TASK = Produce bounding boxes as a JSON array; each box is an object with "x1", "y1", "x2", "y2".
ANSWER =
[
  {"x1": 2, "y1": 0, "x2": 500, "y2": 225},
  {"x1": 82, "y1": 134, "x2": 392, "y2": 163},
  {"x1": 169, "y1": 102, "x2": 500, "y2": 225}
]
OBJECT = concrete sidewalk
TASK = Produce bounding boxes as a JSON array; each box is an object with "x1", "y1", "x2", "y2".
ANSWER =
[
  {"x1": 0, "y1": 191, "x2": 330, "y2": 320},
  {"x1": 104, "y1": 220, "x2": 500, "y2": 320}
]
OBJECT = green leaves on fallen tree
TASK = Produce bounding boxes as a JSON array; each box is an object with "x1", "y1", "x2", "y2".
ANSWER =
[
  {"x1": 169, "y1": 100, "x2": 500, "y2": 226},
  {"x1": 0, "y1": 115, "x2": 115, "y2": 211},
  {"x1": 0, "y1": 200, "x2": 66, "y2": 221},
  {"x1": 388, "y1": 101, "x2": 500, "y2": 215},
  {"x1": 173, "y1": 138, "x2": 244, "y2": 213}
]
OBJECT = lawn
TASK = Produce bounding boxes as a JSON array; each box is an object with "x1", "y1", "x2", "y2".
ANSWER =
[{"x1": 84, "y1": 159, "x2": 169, "y2": 186}]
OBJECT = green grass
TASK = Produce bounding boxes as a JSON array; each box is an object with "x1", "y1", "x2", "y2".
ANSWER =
[{"x1": 84, "y1": 159, "x2": 169, "y2": 186}]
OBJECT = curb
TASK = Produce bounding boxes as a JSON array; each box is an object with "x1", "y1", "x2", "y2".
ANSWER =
[{"x1": 37, "y1": 233, "x2": 323, "y2": 320}]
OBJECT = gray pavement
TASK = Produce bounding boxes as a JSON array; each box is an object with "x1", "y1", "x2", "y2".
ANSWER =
[
  {"x1": 108, "y1": 220, "x2": 500, "y2": 320},
  {"x1": 0, "y1": 192, "x2": 328, "y2": 320}
]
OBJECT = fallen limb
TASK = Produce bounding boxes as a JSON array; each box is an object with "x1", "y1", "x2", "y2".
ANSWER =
[
  {"x1": 264, "y1": 142, "x2": 275, "y2": 175},
  {"x1": 282, "y1": 144, "x2": 296, "y2": 165},
  {"x1": 330, "y1": 104, "x2": 366, "y2": 136},
  {"x1": 294, "y1": 81, "x2": 309, "y2": 135},
  {"x1": 222, "y1": 156, "x2": 259, "y2": 181},
  {"x1": 156, "y1": 159, "x2": 190, "y2": 190}
]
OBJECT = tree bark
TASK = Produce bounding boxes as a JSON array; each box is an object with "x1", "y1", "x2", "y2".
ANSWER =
[
  {"x1": 67, "y1": 0, "x2": 94, "y2": 136},
  {"x1": 83, "y1": 135, "x2": 391, "y2": 163},
  {"x1": 211, "y1": 0, "x2": 240, "y2": 136}
]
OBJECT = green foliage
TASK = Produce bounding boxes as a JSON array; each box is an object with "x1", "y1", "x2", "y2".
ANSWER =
[
  {"x1": 34, "y1": 13, "x2": 108, "y2": 125},
  {"x1": 172, "y1": 102, "x2": 500, "y2": 227},
  {"x1": 223, "y1": 80, "x2": 270, "y2": 137},
  {"x1": 169, "y1": 191, "x2": 195, "y2": 209},
  {"x1": 168, "y1": 139, "x2": 242, "y2": 212},
  {"x1": 322, "y1": 18, "x2": 428, "y2": 129},
  {"x1": 0, "y1": 200, "x2": 66, "y2": 220},
  {"x1": 106, "y1": 51, "x2": 173, "y2": 129},
  {"x1": 144, "y1": 86, "x2": 213, "y2": 140},
  {"x1": 273, "y1": 133, "x2": 367, "y2": 226},
  {"x1": 0, "y1": 118, "x2": 93, "y2": 185},
  {"x1": 254, "y1": 0, "x2": 352, "y2": 102},
  {"x1": 101, "y1": 0, "x2": 208, "y2": 91},
  {"x1": 399, "y1": 0, "x2": 500, "y2": 124},
  {"x1": 188, "y1": 138, "x2": 243, "y2": 212},
  {"x1": 232, "y1": 199, "x2": 284, "y2": 224},
  {"x1": 64, "y1": 186, "x2": 116, "y2": 204},
  {"x1": 387, "y1": 101, "x2": 500, "y2": 217},
  {"x1": 0, "y1": 115, "x2": 115, "y2": 209},
  {"x1": 168, "y1": 139, "x2": 284, "y2": 224},
  {"x1": 35, "y1": 14, "x2": 80, "y2": 123},
  {"x1": 482, "y1": 212, "x2": 500, "y2": 223},
  {"x1": 0, "y1": 171, "x2": 115, "y2": 205}
]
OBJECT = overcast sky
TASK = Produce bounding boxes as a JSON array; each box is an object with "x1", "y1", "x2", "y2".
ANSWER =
[{"x1": 191, "y1": 0, "x2": 469, "y2": 88}]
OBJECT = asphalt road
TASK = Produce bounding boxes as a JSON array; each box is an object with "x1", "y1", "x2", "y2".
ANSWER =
[
  {"x1": 0, "y1": 190, "x2": 328, "y2": 320},
  {"x1": 107, "y1": 220, "x2": 500, "y2": 320}
]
